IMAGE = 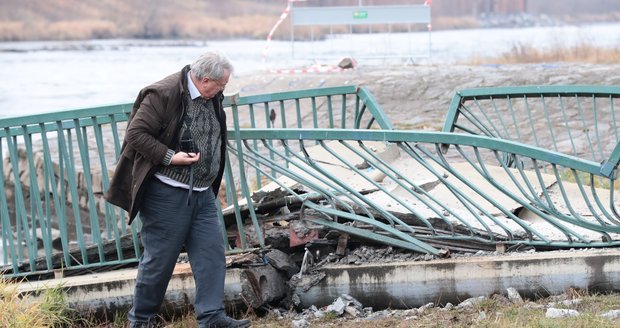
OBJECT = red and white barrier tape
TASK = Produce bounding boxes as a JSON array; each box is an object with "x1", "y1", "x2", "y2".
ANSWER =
[
  {"x1": 425, "y1": 0, "x2": 432, "y2": 31},
  {"x1": 262, "y1": 0, "x2": 307, "y2": 64},
  {"x1": 269, "y1": 64, "x2": 346, "y2": 75}
]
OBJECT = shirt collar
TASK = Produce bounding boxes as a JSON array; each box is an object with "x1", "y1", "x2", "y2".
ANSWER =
[{"x1": 187, "y1": 71, "x2": 201, "y2": 100}]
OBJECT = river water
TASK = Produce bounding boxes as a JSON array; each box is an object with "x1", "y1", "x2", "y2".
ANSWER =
[{"x1": 1, "y1": 22, "x2": 619, "y2": 118}]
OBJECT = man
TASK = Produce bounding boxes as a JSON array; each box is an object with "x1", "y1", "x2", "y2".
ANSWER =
[{"x1": 105, "y1": 51, "x2": 251, "y2": 328}]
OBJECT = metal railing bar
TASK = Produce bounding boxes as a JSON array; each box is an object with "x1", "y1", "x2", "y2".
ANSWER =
[
  {"x1": 22, "y1": 126, "x2": 53, "y2": 270},
  {"x1": 507, "y1": 95, "x2": 522, "y2": 141},
  {"x1": 0, "y1": 104, "x2": 133, "y2": 130},
  {"x1": 340, "y1": 94, "x2": 348, "y2": 129},
  {"x1": 229, "y1": 86, "x2": 357, "y2": 105},
  {"x1": 357, "y1": 86, "x2": 394, "y2": 130},
  {"x1": 409, "y1": 143, "x2": 506, "y2": 241},
  {"x1": 472, "y1": 98, "x2": 504, "y2": 138},
  {"x1": 41, "y1": 123, "x2": 72, "y2": 267},
  {"x1": 557, "y1": 95, "x2": 578, "y2": 157},
  {"x1": 540, "y1": 95, "x2": 559, "y2": 153},
  {"x1": 75, "y1": 121, "x2": 105, "y2": 263},
  {"x1": 5, "y1": 131, "x2": 34, "y2": 267},
  {"x1": 575, "y1": 95, "x2": 598, "y2": 161},
  {"x1": 350, "y1": 140, "x2": 451, "y2": 233},
  {"x1": 591, "y1": 95, "x2": 604, "y2": 160},
  {"x1": 234, "y1": 129, "x2": 604, "y2": 176},
  {"x1": 300, "y1": 139, "x2": 392, "y2": 224},
  {"x1": 308, "y1": 216, "x2": 440, "y2": 254},
  {"x1": 611, "y1": 96, "x2": 619, "y2": 142},
  {"x1": 523, "y1": 95, "x2": 542, "y2": 150},
  {"x1": 92, "y1": 117, "x2": 124, "y2": 259},
  {"x1": 229, "y1": 103, "x2": 266, "y2": 249},
  {"x1": 0, "y1": 141, "x2": 20, "y2": 273},
  {"x1": 270, "y1": 139, "x2": 366, "y2": 217},
  {"x1": 455, "y1": 85, "x2": 620, "y2": 99},
  {"x1": 588, "y1": 176, "x2": 620, "y2": 225},
  {"x1": 240, "y1": 138, "x2": 358, "y2": 216},
  {"x1": 453, "y1": 146, "x2": 534, "y2": 240},
  {"x1": 0, "y1": 114, "x2": 130, "y2": 139},
  {"x1": 455, "y1": 103, "x2": 496, "y2": 137},
  {"x1": 222, "y1": 152, "x2": 250, "y2": 250},
  {"x1": 489, "y1": 97, "x2": 511, "y2": 139},
  {"x1": 55, "y1": 126, "x2": 89, "y2": 266},
  {"x1": 319, "y1": 140, "x2": 419, "y2": 234}
]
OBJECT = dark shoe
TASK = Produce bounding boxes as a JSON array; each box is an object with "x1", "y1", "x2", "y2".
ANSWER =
[
  {"x1": 129, "y1": 321, "x2": 156, "y2": 328},
  {"x1": 204, "y1": 315, "x2": 251, "y2": 328}
]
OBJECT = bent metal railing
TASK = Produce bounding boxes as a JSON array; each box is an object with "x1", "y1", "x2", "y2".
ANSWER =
[
  {"x1": 2, "y1": 84, "x2": 619, "y2": 279},
  {"x1": 442, "y1": 85, "x2": 620, "y2": 173},
  {"x1": 0, "y1": 85, "x2": 388, "y2": 278},
  {"x1": 225, "y1": 129, "x2": 620, "y2": 255}
]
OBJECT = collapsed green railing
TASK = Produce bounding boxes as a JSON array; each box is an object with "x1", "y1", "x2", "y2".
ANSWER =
[
  {"x1": 0, "y1": 85, "x2": 386, "y2": 278},
  {"x1": 2, "y1": 84, "x2": 619, "y2": 279},
  {"x1": 442, "y1": 85, "x2": 620, "y2": 173},
  {"x1": 222, "y1": 85, "x2": 620, "y2": 254}
]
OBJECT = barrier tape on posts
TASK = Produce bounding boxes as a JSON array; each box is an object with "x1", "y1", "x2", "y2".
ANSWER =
[
  {"x1": 425, "y1": 0, "x2": 433, "y2": 31},
  {"x1": 262, "y1": 0, "x2": 308, "y2": 64},
  {"x1": 269, "y1": 64, "x2": 344, "y2": 75}
]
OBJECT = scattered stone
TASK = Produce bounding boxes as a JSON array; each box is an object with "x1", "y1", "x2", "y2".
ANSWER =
[
  {"x1": 337, "y1": 57, "x2": 357, "y2": 69},
  {"x1": 326, "y1": 297, "x2": 346, "y2": 315},
  {"x1": 545, "y1": 308, "x2": 580, "y2": 318},
  {"x1": 417, "y1": 302, "x2": 434, "y2": 314},
  {"x1": 291, "y1": 318, "x2": 310, "y2": 328},
  {"x1": 264, "y1": 249, "x2": 299, "y2": 278},
  {"x1": 457, "y1": 296, "x2": 486, "y2": 309},
  {"x1": 599, "y1": 309, "x2": 620, "y2": 319},
  {"x1": 506, "y1": 287, "x2": 523, "y2": 303},
  {"x1": 324, "y1": 294, "x2": 365, "y2": 319}
]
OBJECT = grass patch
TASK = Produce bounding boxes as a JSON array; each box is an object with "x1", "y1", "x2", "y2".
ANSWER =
[
  {"x1": 467, "y1": 41, "x2": 620, "y2": 65},
  {"x1": 0, "y1": 279, "x2": 72, "y2": 327}
]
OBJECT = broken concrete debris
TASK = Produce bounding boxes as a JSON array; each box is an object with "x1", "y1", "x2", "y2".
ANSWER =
[{"x1": 269, "y1": 288, "x2": 620, "y2": 325}]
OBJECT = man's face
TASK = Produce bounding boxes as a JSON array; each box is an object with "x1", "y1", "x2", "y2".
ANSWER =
[{"x1": 200, "y1": 69, "x2": 230, "y2": 100}]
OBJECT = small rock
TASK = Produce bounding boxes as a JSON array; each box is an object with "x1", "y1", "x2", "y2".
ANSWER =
[
  {"x1": 546, "y1": 308, "x2": 580, "y2": 318},
  {"x1": 457, "y1": 296, "x2": 486, "y2": 309},
  {"x1": 291, "y1": 318, "x2": 310, "y2": 328},
  {"x1": 599, "y1": 309, "x2": 620, "y2": 319},
  {"x1": 506, "y1": 287, "x2": 523, "y2": 303}
]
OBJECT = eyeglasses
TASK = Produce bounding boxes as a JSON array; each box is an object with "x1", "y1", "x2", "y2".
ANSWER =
[{"x1": 212, "y1": 79, "x2": 227, "y2": 90}]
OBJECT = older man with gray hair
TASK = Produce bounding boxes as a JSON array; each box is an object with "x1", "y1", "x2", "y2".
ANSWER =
[{"x1": 106, "y1": 51, "x2": 251, "y2": 328}]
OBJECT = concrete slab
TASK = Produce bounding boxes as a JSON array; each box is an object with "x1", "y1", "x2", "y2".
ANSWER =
[
  {"x1": 295, "y1": 248, "x2": 620, "y2": 310},
  {"x1": 14, "y1": 263, "x2": 255, "y2": 319},
  {"x1": 13, "y1": 249, "x2": 620, "y2": 321},
  {"x1": 224, "y1": 140, "x2": 399, "y2": 211}
]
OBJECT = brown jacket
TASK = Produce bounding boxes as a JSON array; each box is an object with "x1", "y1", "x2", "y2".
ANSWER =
[{"x1": 104, "y1": 65, "x2": 228, "y2": 224}]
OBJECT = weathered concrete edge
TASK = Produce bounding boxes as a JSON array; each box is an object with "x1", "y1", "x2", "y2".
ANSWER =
[
  {"x1": 15, "y1": 263, "x2": 247, "y2": 318},
  {"x1": 296, "y1": 249, "x2": 620, "y2": 309},
  {"x1": 13, "y1": 249, "x2": 620, "y2": 317}
]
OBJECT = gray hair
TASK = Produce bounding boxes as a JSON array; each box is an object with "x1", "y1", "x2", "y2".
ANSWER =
[{"x1": 190, "y1": 51, "x2": 234, "y2": 80}]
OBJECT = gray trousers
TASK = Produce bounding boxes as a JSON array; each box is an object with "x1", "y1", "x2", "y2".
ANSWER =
[{"x1": 128, "y1": 178, "x2": 226, "y2": 327}]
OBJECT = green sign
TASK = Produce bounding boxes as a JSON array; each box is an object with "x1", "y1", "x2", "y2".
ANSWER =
[{"x1": 353, "y1": 10, "x2": 368, "y2": 19}]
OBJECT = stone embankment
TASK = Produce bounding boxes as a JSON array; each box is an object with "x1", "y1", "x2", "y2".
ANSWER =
[{"x1": 231, "y1": 62, "x2": 620, "y2": 133}]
